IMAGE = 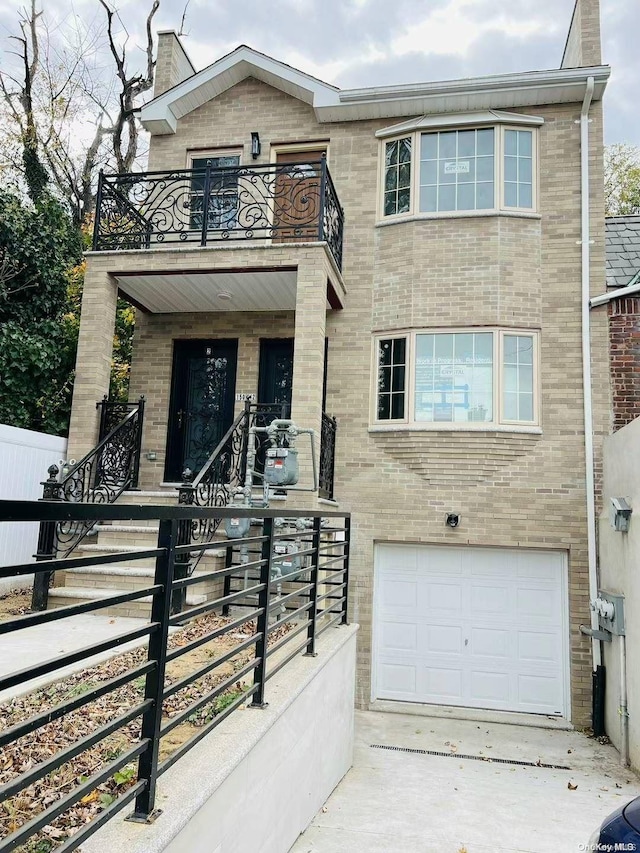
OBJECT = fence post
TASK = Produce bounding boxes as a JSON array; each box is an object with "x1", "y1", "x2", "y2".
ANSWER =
[
  {"x1": 317, "y1": 154, "x2": 327, "y2": 242},
  {"x1": 130, "y1": 396, "x2": 145, "y2": 489},
  {"x1": 130, "y1": 517, "x2": 176, "y2": 821},
  {"x1": 200, "y1": 161, "x2": 212, "y2": 247},
  {"x1": 305, "y1": 516, "x2": 322, "y2": 656},
  {"x1": 342, "y1": 515, "x2": 351, "y2": 625},
  {"x1": 31, "y1": 465, "x2": 62, "y2": 612},
  {"x1": 222, "y1": 545, "x2": 233, "y2": 617},
  {"x1": 251, "y1": 516, "x2": 274, "y2": 707},
  {"x1": 173, "y1": 469, "x2": 195, "y2": 615}
]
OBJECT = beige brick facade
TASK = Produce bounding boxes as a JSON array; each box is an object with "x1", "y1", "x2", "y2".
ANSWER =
[{"x1": 70, "y1": 4, "x2": 609, "y2": 725}]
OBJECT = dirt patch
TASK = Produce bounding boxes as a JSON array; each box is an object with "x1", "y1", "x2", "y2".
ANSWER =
[
  {"x1": 0, "y1": 590, "x2": 32, "y2": 622},
  {"x1": 0, "y1": 612, "x2": 294, "y2": 852}
]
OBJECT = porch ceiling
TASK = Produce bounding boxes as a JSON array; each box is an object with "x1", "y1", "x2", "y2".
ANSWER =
[{"x1": 115, "y1": 269, "x2": 305, "y2": 313}]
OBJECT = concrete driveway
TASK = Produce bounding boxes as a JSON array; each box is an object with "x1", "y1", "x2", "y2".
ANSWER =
[{"x1": 290, "y1": 710, "x2": 640, "y2": 853}]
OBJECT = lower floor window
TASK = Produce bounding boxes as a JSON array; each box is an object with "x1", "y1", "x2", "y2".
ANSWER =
[{"x1": 374, "y1": 328, "x2": 538, "y2": 427}]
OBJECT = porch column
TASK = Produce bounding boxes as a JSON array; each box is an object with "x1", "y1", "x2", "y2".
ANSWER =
[
  {"x1": 67, "y1": 260, "x2": 118, "y2": 460},
  {"x1": 291, "y1": 254, "x2": 328, "y2": 493}
]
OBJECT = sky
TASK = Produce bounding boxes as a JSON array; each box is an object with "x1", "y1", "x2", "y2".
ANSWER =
[{"x1": 0, "y1": 0, "x2": 637, "y2": 147}]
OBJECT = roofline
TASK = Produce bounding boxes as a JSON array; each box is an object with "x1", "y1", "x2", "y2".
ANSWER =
[
  {"x1": 338, "y1": 65, "x2": 609, "y2": 104},
  {"x1": 140, "y1": 41, "x2": 610, "y2": 135},
  {"x1": 606, "y1": 215, "x2": 640, "y2": 223},
  {"x1": 591, "y1": 274, "x2": 640, "y2": 308}
]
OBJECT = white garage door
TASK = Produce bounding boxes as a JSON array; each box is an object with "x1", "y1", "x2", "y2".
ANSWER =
[{"x1": 373, "y1": 544, "x2": 568, "y2": 716}]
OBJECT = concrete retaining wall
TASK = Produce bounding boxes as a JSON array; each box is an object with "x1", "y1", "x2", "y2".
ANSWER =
[
  {"x1": 599, "y1": 417, "x2": 640, "y2": 770},
  {"x1": 84, "y1": 623, "x2": 358, "y2": 853}
]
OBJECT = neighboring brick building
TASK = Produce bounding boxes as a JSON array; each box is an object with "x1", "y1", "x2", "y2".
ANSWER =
[
  {"x1": 604, "y1": 216, "x2": 640, "y2": 430},
  {"x1": 66, "y1": 0, "x2": 610, "y2": 725}
]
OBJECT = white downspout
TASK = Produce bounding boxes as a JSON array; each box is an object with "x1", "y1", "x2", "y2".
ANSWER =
[
  {"x1": 580, "y1": 75, "x2": 601, "y2": 669},
  {"x1": 620, "y1": 633, "x2": 629, "y2": 765}
]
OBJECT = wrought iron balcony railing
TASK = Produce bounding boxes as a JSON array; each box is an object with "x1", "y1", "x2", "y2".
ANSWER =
[{"x1": 92, "y1": 158, "x2": 344, "y2": 270}]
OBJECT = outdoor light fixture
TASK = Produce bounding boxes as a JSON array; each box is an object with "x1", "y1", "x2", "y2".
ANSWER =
[{"x1": 251, "y1": 132, "x2": 261, "y2": 159}]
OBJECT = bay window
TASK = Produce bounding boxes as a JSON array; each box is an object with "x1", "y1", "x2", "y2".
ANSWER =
[
  {"x1": 381, "y1": 125, "x2": 537, "y2": 218},
  {"x1": 374, "y1": 329, "x2": 539, "y2": 427}
]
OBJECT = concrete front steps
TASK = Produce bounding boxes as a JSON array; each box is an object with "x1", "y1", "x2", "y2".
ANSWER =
[{"x1": 49, "y1": 490, "x2": 228, "y2": 618}]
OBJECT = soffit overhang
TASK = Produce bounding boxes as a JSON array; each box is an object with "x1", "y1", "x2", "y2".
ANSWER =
[
  {"x1": 140, "y1": 46, "x2": 609, "y2": 136},
  {"x1": 113, "y1": 268, "x2": 337, "y2": 313}
]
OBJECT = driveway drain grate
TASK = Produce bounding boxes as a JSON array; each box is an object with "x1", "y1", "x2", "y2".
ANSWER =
[{"x1": 370, "y1": 743, "x2": 571, "y2": 771}]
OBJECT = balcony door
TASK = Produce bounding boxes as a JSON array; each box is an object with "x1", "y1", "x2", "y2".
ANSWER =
[
  {"x1": 165, "y1": 339, "x2": 238, "y2": 482},
  {"x1": 274, "y1": 148, "x2": 326, "y2": 242},
  {"x1": 189, "y1": 153, "x2": 240, "y2": 233}
]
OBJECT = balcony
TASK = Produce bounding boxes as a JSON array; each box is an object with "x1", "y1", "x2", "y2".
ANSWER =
[{"x1": 92, "y1": 159, "x2": 344, "y2": 271}]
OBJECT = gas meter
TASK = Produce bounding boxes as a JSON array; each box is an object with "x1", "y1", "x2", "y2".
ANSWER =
[
  {"x1": 272, "y1": 540, "x2": 303, "y2": 581},
  {"x1": 264, "y1": 447, "x2": 299, "y2": 487},
  {"x1": 224, "y1": 491, "x2": 252, "y2": 539}
]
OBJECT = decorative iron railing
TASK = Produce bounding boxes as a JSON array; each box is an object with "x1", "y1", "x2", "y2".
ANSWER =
[
  {"x1": 32, "y1": 399, "x2": 145, "y2": 603},
  {"x1": 177, "y1": 402, "x2": 289, "y2": 579},
  {"x1": 97, "y1": 396, "x2": 143, "y2": 443},
  {"x1": 92, "y1": 159, "x2": 344, "y2": 270},
  {"x1": 319, "y1": 412, "x2": 337, "y2": 500},
  {"x1": 0, "y1": 499, "x2": 350, "y2": 853}
]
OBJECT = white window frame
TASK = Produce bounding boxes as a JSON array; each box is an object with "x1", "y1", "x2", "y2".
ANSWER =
[
  {"x1": 378, "y1": 125, "x2": 539, "y2": 221},
  {"x1": 371, "y1": 328, "x2": 540, "y2": 429}
]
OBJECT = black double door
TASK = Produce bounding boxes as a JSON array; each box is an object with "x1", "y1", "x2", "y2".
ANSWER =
[
  {"x1": 258, "y1": 338, "x2": 294, "y2": 415},
  {"x1": 165, "y1": 340, "x2": 238, "y2": 482}
]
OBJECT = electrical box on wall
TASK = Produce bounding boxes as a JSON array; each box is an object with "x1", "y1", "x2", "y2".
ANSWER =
[{"x1": 594, "y1": 590, "x2": 625, "y2": 636}]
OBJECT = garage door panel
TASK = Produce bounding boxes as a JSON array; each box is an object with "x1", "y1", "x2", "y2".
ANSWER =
[
  {"x1": 517, "y1": 674, "x2": 563, "y2": 712},
  {"x1": 425, "y1": 666, "x2": 463, "y2": 701},
  {"x1": 470, "y1": 670, "x2": 511, "y2": 704},
  {"x1": 425, "y1": 582, "x2": 463, "y2": 613},
  {"x1": 378, "y1": 662, "x2": 416, "y2": 694},
  {"x1": 466, "y1": 548, "x2": 514, "y2": 578},
  {"x1": 425, "y1": 625, "x2": 463, "y2": 655},
  {"x1": 377, "y1": 545, "x2": 418, "y2": 573},
  {"x1": 379, "y1": 621, "x2": 417, "y2": 652},
  {"x1": 518, "y1": 631, "x2": 561, "y2": 664},
  {"x1": 516, "y1": 587, "x2": 561, "y2": 622},
  {"x1": 380, "y1": 578, "x2": 417, "y2": 608},
  {"x1": 470, "y1": 584, "x2": 510, "y2": 615},
  {"x1": 516, "y1": 550, "x2": 562, "y2": 579},
  {"x1": 417, "y1": 547, "x2": 463, "y2": 575},
  {"x1": 374, "y1": 545, "x2": 568, "y2": 717},
  {"x1": 470, "y1": 627, "x2": 510, "y2": 658}
]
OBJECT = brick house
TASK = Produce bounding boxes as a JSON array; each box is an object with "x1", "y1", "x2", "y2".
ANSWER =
[
  {"x1": 596, "y1": 216, "x2": 640, "y2": 431},
  {"x1": 63, "y1": 0, "x2": 610, "y2": 726}
]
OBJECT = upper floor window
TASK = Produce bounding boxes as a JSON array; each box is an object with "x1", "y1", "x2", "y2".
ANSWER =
[
  {"x1": 381, "y1": 125, "x2": 537, "y2": 219},
  {"x1": 373, "y1": 329, "x2": 539, "y2": 428}
]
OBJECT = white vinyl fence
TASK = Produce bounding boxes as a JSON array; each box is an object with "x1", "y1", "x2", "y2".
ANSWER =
[{"x1": 0, "y1": 425, "x2": 67, "y2": 593}]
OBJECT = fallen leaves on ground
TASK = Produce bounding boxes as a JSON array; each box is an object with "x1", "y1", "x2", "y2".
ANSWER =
[{"x1": 0, "y1": 612, "x2": 294, "y2": 851}]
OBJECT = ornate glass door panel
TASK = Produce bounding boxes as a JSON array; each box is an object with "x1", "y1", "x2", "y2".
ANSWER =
[
  {"x1": 189, "y1": 155, "x2": 241, "y2": 233},
  {"x1": 273, "y1": 150, "x2": 326, "y2": 242},
  {"x1": 165, "y1": 340, "x2": 238, "y2": 482},
  {"x1": 254, "y1": 338, "x2": 294, "y2": 473}
]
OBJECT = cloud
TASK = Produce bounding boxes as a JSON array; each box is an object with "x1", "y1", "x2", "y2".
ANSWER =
[{"x1": 0, "y1": 0, "x2": 636, "y2": 145}]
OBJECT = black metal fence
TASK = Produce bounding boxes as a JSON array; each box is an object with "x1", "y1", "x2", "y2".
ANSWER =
[
  {"x1": 92, "y1": 159, "x2": 344, "y2": 271},
  {"x1": 319, "y1": 412, "x2": 337, "y2": 500},
  {"x1": 0, "y1": 500, "x2": 350, "y2": 853}
]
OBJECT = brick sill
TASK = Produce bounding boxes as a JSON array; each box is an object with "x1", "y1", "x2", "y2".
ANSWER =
[{"x1": 369, "y1": 424, "x2": 542, "y2": 436}]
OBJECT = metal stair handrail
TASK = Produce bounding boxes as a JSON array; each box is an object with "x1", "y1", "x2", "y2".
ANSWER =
[{"x1": 42, "y1": 398, "x2": 145, "y2": 558}]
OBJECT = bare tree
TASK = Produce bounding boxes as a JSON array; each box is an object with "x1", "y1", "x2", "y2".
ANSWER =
[{"x1": 0, "y1": 0, "x2": 161, "y2": 223}]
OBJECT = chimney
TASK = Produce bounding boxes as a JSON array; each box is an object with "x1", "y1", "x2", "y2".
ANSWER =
[
  {"x1": 154, "y1": 31, "x2": 195, "y2": 98},
  {"x1": 561, "y1": 0, "x2": 602, "y2": 68}
]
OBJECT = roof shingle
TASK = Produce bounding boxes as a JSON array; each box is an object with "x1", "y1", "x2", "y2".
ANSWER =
[{"x1": 606, "y1": 216, "x2": 640, "y2": 288}]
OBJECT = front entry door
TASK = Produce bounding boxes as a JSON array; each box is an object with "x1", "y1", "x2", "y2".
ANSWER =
[
  {"x1": 165, "y1": 339, "x2": 238, "y2": 482},
  {"x1": 258, "y1": 338, "x2": 294, "y2": 415},
  {"x1": 255, "y1": 339, "x2": 294, "y2": 474}
]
